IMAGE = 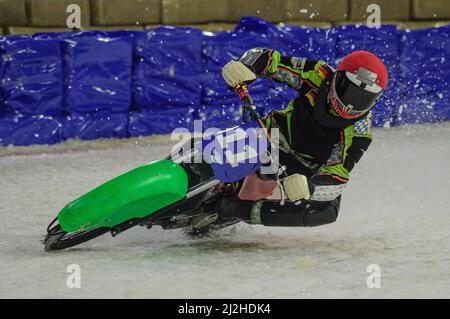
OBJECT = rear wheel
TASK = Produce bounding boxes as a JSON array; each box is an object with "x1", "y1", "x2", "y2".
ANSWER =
[{"x1": 43, "y1": 218, "x2": 110, "y2": 252}]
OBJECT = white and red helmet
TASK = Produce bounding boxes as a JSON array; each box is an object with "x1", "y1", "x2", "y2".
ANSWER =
[{"x1": 330, "y1": 51, "x2": 388, "y2": 120}]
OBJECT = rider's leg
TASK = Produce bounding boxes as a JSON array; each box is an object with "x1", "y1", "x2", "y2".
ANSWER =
[
  {"x1": 214, "y1": 195, "x2": 340, "y2": 227},
  {"x1": 213, "y1": 195, "x2": 254, "y2": 221}
]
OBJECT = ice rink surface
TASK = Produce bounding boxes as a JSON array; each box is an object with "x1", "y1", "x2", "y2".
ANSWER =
[{"x1": 1, "y1": 123, "x2": 449, "y2": 298}]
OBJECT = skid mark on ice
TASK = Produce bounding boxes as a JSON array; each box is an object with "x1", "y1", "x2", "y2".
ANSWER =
[{"x1": 46, "y1": 224, "x2": 388, "y2": 266}]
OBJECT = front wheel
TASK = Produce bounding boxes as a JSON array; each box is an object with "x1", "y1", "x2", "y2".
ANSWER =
[{"x1": 43, "y1": 218, "x2": 110, "y2": 252}]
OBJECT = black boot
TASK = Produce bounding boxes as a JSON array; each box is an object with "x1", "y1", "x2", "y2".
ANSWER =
[
  {"x1": 257, "y1": 196, "x2": 341, "y2": 227},
  {"x1": 213, "y1": 195, "x2": 254, "y2": 222}
]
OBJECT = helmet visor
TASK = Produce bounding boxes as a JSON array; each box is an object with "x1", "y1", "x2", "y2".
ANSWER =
[{"x1": 330, "y1": 71, "x2": 382, "y2": 119}]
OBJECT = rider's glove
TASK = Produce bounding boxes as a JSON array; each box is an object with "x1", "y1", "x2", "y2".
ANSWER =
[
  {"x1": 283, "y1": 174, "x2": 311, "y2": 201},
  {"x1": 222, "y1": 60, "x2": 256, "y2": 90}
]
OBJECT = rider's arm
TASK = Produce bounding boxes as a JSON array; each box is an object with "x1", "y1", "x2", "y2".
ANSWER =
[
  {"x1": 238, "y1": 48, "x2": 331, "y2": 90},
  {"x1": 308, "y1": 115, "x2": 373, "y2": 201}
]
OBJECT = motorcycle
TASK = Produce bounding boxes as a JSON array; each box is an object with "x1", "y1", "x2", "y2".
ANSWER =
[{"x1": 43, "y1": 85, "x2": 284, "y2": 252}]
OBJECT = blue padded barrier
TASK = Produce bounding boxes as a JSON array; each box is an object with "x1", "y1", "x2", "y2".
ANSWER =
[
  {"x1": 397, "y1": 26, "x2": 450, "y2": 124},
  {"x1": 61, "y1": 111, "x2": 129, "y2": 141},
  {"x1": 0, "y1": 38, "x2": 3, "y2": 106},
  {"x1": 130, "y1": 27, "x2": 204, "y2": 135},
  {"x1": 133, "y1": 27, "x2": 204, "y2": 111},
  {"x1": 0, "y1": 112, "x2": 62, "y2": 146},
  {"x1": 33, "y1": 30, "x2": 135, "y2": 114},
  {"x1": 61, "y1": 32, "x2": 134, "y2": 113},
  {"x1": 129, "y1": 107, "x2": 196, "y2": 136},
  {"x1": 0, "y1": 17, "x2": 449, "y2": 146},
  {"x1": 0, "y1": 36, "x2": 63, "y2": 115}
]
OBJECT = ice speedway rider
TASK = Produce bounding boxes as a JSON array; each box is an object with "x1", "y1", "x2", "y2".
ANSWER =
[
  {"x1": 42, "y1": 48, "x2": 389, "y2": 251},
  {"x1": 217, "y1": 49, "x2": 388, "y2": 227}
]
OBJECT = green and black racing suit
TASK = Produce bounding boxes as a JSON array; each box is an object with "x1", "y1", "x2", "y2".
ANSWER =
[{"x1": 222, "y1": 48, "x2": 373, "y2": 227}]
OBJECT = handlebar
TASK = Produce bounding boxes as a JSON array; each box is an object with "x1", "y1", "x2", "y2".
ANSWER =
[{"x1": 234, "y1": 84, "x2": 260, "y2": 123}]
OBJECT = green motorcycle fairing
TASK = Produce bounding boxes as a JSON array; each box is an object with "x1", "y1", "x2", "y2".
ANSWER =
[{"x1": 58, "y1": 160, "x2": 188, "y2": 232}]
